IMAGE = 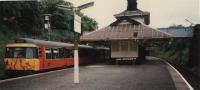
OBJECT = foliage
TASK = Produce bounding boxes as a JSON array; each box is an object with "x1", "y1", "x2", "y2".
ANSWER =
[
  {"x1": 151, "y1": 39, "x2": 190, "y2": 66},
  {"x1": 77, "y1": 12, "x2": 98, "y2": 33},
  {"x1": 39, "y1": 0, "x2": 98, "y2": 34},
  {"x1": 0, "y1": 26, "x2": 15, "y2": 74},
  {"x1": 0, "y1": 1, "x2": 43, "y2": 34},
  {"x1": 39, "y1": 0, "x2": 73, "y2": 30}
]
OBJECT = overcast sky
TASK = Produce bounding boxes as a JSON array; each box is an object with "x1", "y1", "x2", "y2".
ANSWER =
[{"x1": 67, "y1": 0, "x2": 200, "y2": 28}]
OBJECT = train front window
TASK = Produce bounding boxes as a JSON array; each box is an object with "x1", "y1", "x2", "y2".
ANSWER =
[{"x1": 6, "y1": 47, "x2": 38, "y2": 58}]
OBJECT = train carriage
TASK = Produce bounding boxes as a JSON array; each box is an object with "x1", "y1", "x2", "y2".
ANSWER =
[{"x1": 4, "y1": 38, "x2": 109, "y2": 74}]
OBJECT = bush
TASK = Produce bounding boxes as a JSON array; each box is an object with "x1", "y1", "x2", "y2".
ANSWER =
[{"x1": 151, "y1": 39, "x2": 190, "y2": 66}]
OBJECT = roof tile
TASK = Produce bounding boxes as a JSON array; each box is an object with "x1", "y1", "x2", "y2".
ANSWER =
[{"x1": 81, "y1": 24, "x2": 171, "y2": 41}]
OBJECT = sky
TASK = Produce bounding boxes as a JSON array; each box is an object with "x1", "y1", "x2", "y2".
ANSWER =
[{"x1": 67, "y1": 0, "x2": 200, "y2": 28}]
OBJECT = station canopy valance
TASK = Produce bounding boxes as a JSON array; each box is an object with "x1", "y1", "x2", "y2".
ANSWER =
[
  {"x1": 81, "y1": 17, "x2": 171, "y2": 41},
  {"x1": 81, "y1": 24, "x2": 171, "y2": 41}
]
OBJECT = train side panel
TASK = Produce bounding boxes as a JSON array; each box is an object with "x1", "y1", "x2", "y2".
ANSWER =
[
  {"x1": 4, "y1": 44, "x2": 40, "y2": 71},
  {"x1": 4, "y1": 38, "x2": 110, "y2": 73},
  {"x1": 5, "y1": 59, "x2": 40, "y2": 71},
  {"x1": 39, "y1": 47, "x2": 74, "y2": 70},
  {"x1": 38, "y1": 46, "x2": 46, "y2": 70}
]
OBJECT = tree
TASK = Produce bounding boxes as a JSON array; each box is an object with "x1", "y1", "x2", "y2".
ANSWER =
[
  {"x1": 39, "y1": 0, "x2": 73, "y2": 30},
  {"x1": 0, "y1": 1, "x2": 42, "y2": 34},
  {"x1": 39, "y1": 0, "x2": 98, "y2": 40},
  {"x1": 0, "y1": 0, "x2": 99, "y2": 73},
  {"x1": 39, "y1": 0, "x2": 98, "y2": 32},
  {"x1": 152, "y1": 25, "x2": 190, "y2": 66}
]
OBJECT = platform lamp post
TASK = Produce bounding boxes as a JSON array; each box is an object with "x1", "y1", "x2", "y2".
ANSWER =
[
  {"x1": 43, "y1": 14, "x2": 52, "y2": 40},
  {"x1": 57, "y1": 2, "x2": 94, "y2": 84}
]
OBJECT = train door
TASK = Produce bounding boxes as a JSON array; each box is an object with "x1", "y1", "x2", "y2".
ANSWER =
[
  {"x1": 45, "y1": 48, "x2": 53, "y2": 69},
  {"x1": 38, "y1": 46, "x2": 46, "y2": 70}
]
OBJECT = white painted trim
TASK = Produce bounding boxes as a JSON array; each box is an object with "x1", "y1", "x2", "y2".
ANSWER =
[
  {"x1": 74, "y1": 50, "x2": 79, "y2": 83},
  {"x1": 0, "y1": 68, "x2": 72, "y2": 84},
  {"x1": 165, "y1": 61, "x2": 194, "y2": 90}
]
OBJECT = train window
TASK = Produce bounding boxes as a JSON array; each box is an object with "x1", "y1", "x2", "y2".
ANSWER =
[
  {"x1": 53, "y1": 49, "x2": 59, "y2": 59},
  {"x1": 45, "y1": 48, "x2": 52, "y2": 59},
  {"x1": 26, "y1": 48, "x2": 38, "y2": 58},
  {"x1": 62, "y1": 49, "x2": 73, "y2": 58},
  {"x1": 5, "y1": 48, "x2": 14, "y2": 58},
  {"x1": 70, "y1": 50, "x2": 74, "y2": 57},
  {"x1": 59, "y1": 48, "x2": 73, "y2": 58},
  {"x1": 5, "y1": 47, "x2": 38, "y2": 58},
  {"x1": 44, "y1": 48, "x2": 73, "y2": 59},
  {"x1": 14, "y1": 48, "x2": 25, "y2": 58},
  {"x1": 58, "y1": 48, "x2": 65, "y2": 58}
]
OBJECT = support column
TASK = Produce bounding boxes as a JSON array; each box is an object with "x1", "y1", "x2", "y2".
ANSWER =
[
  {"x1": 136, "y1": 45, "x2": 146, "y2": 64},
  {"x1": 74, "y1": 33, "x2": 79, "y2": 83}
]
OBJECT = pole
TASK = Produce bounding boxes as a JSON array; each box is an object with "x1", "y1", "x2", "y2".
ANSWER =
[
  {"x1": 74, "y1": 32, "x2": 79, "y2": 83},
  {"x1": 48, "y1": 28, "x2": 51, "y2": 40},
  {"x1": 57, "y1": 2, "x2": 94, "y2": 84},
  {"x1": 48, "y1": 17, "x2": 51, "y2": 41},
  {"x1": 72, "y1": 8, "x2": 80, "y2": 84}
]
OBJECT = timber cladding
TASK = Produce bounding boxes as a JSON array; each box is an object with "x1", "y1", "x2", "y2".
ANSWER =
[{"x1": 111, "y1": 40, "x2": 138, "y2": 58}]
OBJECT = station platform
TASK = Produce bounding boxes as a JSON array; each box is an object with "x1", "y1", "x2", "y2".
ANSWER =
[{"x1": 0, "y1": 57, "x2": 192, "y2": 90}]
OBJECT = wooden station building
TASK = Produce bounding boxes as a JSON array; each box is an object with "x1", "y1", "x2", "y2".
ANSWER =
[{"x1": 81, "y1": 0, "x2": 171, "y2": 63}]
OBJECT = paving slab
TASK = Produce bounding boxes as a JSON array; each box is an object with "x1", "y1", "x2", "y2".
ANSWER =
[{"x1": 0, "y1": 60, "x2": 176, "y2": 90}]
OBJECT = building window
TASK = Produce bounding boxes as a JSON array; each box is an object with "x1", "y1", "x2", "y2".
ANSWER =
[{"x1": 133, "y1": 32, "x2": 138, "y2": 37}]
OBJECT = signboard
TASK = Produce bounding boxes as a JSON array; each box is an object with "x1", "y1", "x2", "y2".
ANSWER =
[
  {"x1": 44, "y1": 15, "x2": 50, "y2": 29},
  {"x1": 77, "y1": 2, "x2": 94, "y2": 11},
  {"x1": 74, "y1": 14, "x2": 81, "y2": 34}
]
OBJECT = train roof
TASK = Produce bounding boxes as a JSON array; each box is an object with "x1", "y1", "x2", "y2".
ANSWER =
[
  {"x1": 14, "y1": 38, "x2": 109, "y2": 50},
  {"x1": 15, "y1": 38, "x2": 93, "y2": 49}
]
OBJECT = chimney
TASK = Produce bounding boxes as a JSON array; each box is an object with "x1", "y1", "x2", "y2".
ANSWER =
[{"x1": 127, "y1": 0, "x2": 137, "y2": 11}]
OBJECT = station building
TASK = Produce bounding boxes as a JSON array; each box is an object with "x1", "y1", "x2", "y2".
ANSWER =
[{"x1": 81, "y1": 0, "x2": 171, "y2": 63}]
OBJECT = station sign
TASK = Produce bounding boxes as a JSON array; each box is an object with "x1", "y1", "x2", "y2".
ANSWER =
[
  {"x1": 44, "y1": 15, "x2": 50, "y2": 29},
  {"x1": 73, "y1": 14, "x2": 81, "y2": 34}
]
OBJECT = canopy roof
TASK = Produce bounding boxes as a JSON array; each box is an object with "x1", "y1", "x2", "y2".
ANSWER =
[
  {"x1": 81, "y1": 18, "x2": 171, "y2": 41},
  {"x1": 114, "y1": 10, "x2": 150, "y2": 19}
]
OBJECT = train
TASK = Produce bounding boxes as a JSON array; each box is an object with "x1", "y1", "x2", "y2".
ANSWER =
[{"x1": 4, "y1": 38, "x2": 109, "y2": 74}]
